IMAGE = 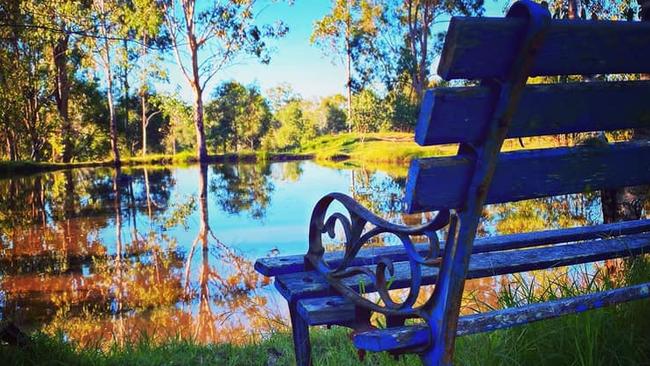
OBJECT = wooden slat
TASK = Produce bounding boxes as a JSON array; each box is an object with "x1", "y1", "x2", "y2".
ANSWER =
[
  {"x1": 298, "y1": 296, "x2": 354, "y2": 326},
  {"x1": 415, "y1": 81, "x2": 650, "y2": 146},
  {"x1": 275, "y1": 232, "x2": 650, "y2": 302},
  {"x1": 438, "y1": 17, "x2": 650, "y2": 80},
  {"x1": 406, "y1": 141, "x2": 650, "y2": 213},
  {"x1": 352, "y1": 282, "x2": 650, "y2": 352},
  {"x1": 256, "y1": 219, "x2": 650, "y2": 276}
]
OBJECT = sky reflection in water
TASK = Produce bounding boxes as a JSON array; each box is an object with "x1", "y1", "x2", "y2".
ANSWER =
[{"x1": 0, "y1": 161, "x2": 606, "y2": 346}]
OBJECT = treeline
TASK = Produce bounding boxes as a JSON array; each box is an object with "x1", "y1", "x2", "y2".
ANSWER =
[
  {"x1": 0, "y1": 0, "x2": 487, "y2": 164},
  {"x1": 0, "y1": 0, "x2": 643, "y2": 164}
]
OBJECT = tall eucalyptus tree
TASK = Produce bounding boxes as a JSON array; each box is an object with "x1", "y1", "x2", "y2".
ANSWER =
[
  {"x1": 162, "y1": 0, "x2": 288, "y2": 162},
  {"x1": 311, "y1": 0, "x2": 381, "y2": 127}
]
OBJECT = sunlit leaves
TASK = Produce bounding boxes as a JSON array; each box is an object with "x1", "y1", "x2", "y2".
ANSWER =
[{"x1": 205, "y1": 81, "x2": 273, "y2": 152}]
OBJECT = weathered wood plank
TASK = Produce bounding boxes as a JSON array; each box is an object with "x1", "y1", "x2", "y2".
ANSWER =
[
  {"x1": 406, "y1": 141, "x2": 650, "y2": 212},
  {"x1": 256, "y1": 219, "x2": 650, "y2": 276},
  {"x1": 439, "y1": 17, "x2": 650, "y2": 80},
  {"x1": 298, "y1": 296, "x2": 355, "y2": 326},
  {"x1": 352, "y1": 282, "x2": 650, "y2": 352},
  {"x1": 275, "y1": 232, "x2": 650, "y2": 302},
  {"x1": 415, "y1": 81, "x2": 650, "y2": 146}
]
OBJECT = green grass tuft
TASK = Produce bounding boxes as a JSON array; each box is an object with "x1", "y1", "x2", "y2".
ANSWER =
[{"x1": 295, "y1": 132, "x2": 455, "y2": 163}]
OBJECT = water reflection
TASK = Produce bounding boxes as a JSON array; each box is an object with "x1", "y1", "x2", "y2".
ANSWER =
[
  {"x1": 0, "y1": 163, "x2": 284, "y2": 346},
  {"x1": 210, "y1": 163, "x2": 275, "y2": 219},
  {"x1": 0, "y1": 161, "x2": 645, "y2": 346}
]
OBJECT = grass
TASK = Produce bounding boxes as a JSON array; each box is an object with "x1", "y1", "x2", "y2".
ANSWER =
[
  {"x1": 454, "y1": 257, "x2": 650, "y2": 366},
  {"x1": 295, "y1": 132, "x2": 569, "y2": 165},
  {"x1": 0, "y1": 328, "x2": 411, "y2": 366},
  {"x1": 0, "y1": 151, "x2": 312, "y2": 177},
  {"x1": 295, "y1": 132, "x2": 456, "y2": 163},
  {"x1": 3, "y1": 258, "x2": 650, "y2": 365}
]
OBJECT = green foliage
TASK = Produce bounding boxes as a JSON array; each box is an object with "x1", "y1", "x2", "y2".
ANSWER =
[
  {"x1": 206, "y1": 82, "x2": 273, "y2": 153},
  {"x1": 311, "y1": 0, "x2": 381, "y2": 91},
  {"x1": 155, "y1": 93, "x2": 195, "y2": 155},
  {"x1": 2, "y1": 0, "x2": 646, "y2": 165},
  {"x1": 264, "y1": 100, "x2": 317, "y2": 151},
  {"x1": 351, "y1": 89, "x2": 390, "y2": 133},
  {"x1": 318, "y1": 95, "x2": 348, "y2": 133}
]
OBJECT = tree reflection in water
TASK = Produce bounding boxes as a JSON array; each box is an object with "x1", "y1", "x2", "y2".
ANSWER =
[
  {"x1": 0, "y1": 165, "x2": 283, "y2": 347},
  {"x1": 0, "y1": 162, "x2": 644, "y2": 346},
  {"x1": 182, "y1": 163, "x2": 283, "y2": 344},
  {"x1": 210, "y1": 162, "x2": 274, "y2": 220}
]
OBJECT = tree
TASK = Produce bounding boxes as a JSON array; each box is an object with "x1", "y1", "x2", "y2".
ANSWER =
[
  {"x1": 0, "y1": 1, "x2": 24, "y2": 161},
  {"x1": 206, "y1": 81, "x2": 272, "y2": 152},
  {"x1": 268, "y1": 100, "x2": 315, "y2": 150},
  {"x1": 384, "y1": 86, "x2": 418, "y2": 131},
  {"x1": 601, "y1": 0, "x2": 650, "y2": 223},
  {"x1": 354, "y1": 0, "x2": 482, "y2": 101},
  {"x1": 399, "y1": 0, "x2": 483, "y2": 100},
  {"x1": 125, "y1": 0, "x2": 166, "y2": 156},
  {"x1": 311, "y1": 0, "x2": 381, "y2": 127},
  {"x1": 318, "y1": 94, "x2": 348, "y2": 133},
  {"x1": 157, "y1": 93, "x2": 194, "y2": 154},
  {"x1": 162, "y1": 0, "x2": 288, "y2": 162},
  {"x1": 266, "y1": 83, "x2": 300, "y2": 112},
  {"x1": 88, "y1": 0, "x2": 124, "y2": 165},
  {"x1": 25, "y1": 1, "x2": 86, "y2": 162},
  {"x1": 3, "y1": 0, "x2": 56, "y2": 161},
  {"x1": 351, "y1": 89, "x2": 389, "y2": 134}
]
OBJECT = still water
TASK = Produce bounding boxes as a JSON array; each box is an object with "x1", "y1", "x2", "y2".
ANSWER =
[{"x1": 0, "y1": 161, "x2": 605, "y2": 346}]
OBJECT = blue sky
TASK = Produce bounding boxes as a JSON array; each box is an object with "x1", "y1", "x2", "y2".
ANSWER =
[{"x1": 158, "y1": 0, "x2": 508, "y2": 102}]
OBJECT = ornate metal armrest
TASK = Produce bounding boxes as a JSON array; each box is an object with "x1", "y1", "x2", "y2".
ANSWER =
[{"x1": 305, "y1": 192, "x2": 451, "y2": 318}]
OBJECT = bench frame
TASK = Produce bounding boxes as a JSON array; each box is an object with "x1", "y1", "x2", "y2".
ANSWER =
[{"x1": 255, "y1": 1, "x2": 650, "y2": 365}]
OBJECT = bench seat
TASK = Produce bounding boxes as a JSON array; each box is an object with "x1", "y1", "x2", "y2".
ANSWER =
[
  {"x1": 279, "y1": 232, "x2": 650, "y2": 302},
  {"x1": 256, "y1": 219, "x2": 650, "y2": 277},
  {"x1": 257, "y1": 222, "x2": 650, "y2": 355}
]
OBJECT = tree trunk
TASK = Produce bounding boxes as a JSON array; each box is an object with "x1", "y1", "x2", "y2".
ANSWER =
[
  {"x1": 416, "y1": 4, "x2": 430, "y2": 101},
  {"x1": 601, "y1": 2, "x2": 649, "y2": 223},
  {"x1": 187, "y1": 26, "x2": 208, "y2": 162},
  {"x1": 54, "y1": 34, "x2": 72, "y2": 163},
  {"x1": 97, "y1": 0, "x2": 120, "y2": 166},
  {"x1": 567, "y1": 0, "x2": 579, "y2": 19},
  {"x1": 141, "y1": 93, "x2": 147, "y2": 157},
  {"x1": 26, "y1": 98, "x2": 43, "y2": 161},
  {"x1": 122, "y1": 39, "x2": 129, "y2": 145},
  {"x1": 5, "y1": 134, "x2": 16, "y2": 161},
  {"x1": 172, "y1": 131, "x2": 177, "y2": 155},
  {"x1": 140, "y1": 35, "x2": 148, "y2": 157},
  {"x1": 346, "y1": 35, "x2": 353, "y2": 132},
  {"x1": 107, "y1": 65, "x2": 121, "y2": 166},
  {"x1": 193, "y1": 88, "x2": 208, "y2": 162}
]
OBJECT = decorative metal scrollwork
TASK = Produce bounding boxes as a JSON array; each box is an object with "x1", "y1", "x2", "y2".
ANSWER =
[{"x1": 305, "y1": 192, "x2": 452, "y2": 318}]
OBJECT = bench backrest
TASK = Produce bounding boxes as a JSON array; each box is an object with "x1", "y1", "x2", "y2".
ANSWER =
[{"x1": 406, "y1": 16, "x2": 650, "y2": 213}]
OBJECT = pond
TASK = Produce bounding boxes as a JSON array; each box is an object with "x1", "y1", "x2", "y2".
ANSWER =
[{"x1": 0, "y1": 160, "x2": 607, "y2": 346}]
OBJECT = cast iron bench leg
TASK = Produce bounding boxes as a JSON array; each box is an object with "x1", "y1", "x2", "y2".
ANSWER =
[{"x1": 289, "y1": 300, "x2": 312, "y2": 366}]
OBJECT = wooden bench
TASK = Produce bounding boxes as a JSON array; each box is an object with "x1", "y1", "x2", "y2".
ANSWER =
[{"x1": 255, "y1": 1, "x2": 650, "y2": 364}]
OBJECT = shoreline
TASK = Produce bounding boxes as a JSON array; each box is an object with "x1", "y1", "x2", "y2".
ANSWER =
[{"x1": 0, "y1": 152, "x2": 315, "y2": 178}]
